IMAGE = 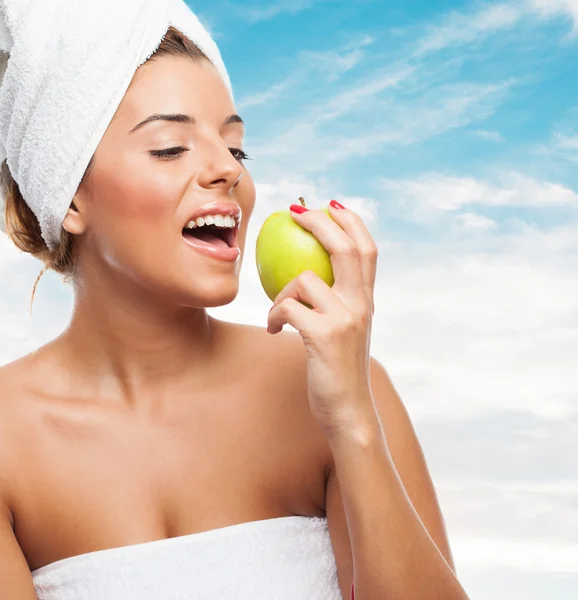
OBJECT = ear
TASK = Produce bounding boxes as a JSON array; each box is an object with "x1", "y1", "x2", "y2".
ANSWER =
[{"x1": 62, "y1": 198, "x2": 87, "y2": 236}]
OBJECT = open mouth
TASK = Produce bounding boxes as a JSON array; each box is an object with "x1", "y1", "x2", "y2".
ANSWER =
[{"x1": 182, "y1": 222, "x2": 238, "y2": 248}]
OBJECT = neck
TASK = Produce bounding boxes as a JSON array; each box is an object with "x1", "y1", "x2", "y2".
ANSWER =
[{"x1": 46, "y1": 271, "x2": 225, "y2": 415}]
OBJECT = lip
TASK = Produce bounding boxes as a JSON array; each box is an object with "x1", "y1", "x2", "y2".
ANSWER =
[{"x1": 183, "y1": 233, "x2": 241, "y2": 262}]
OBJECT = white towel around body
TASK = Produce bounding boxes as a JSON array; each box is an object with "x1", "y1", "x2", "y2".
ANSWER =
[{"x1": 31, "y1": 515, "x2": 343, "y2": 600}]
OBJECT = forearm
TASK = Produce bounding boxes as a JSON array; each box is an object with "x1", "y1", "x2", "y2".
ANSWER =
[{"x1": 326, "y1": 402, "x2": 469, "y2": 600}]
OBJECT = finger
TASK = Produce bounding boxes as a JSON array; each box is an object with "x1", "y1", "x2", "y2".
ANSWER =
[
  {"x1": 289, "y1": 207, "x2": 365, "y2": 298},
  {"x1": 326, "y1": 202, "x2": 378, "y2": 311},
  {"x1": 268, "y1": 297, "x2": 316, "y2": 335},
  {"x1": 272, "y1": 269, "x2": 342, "y2": 315}
]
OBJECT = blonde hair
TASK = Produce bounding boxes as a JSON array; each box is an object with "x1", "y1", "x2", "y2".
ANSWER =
[{"x1": 0, "y1": 26, "x2": 210, "y2": 309}]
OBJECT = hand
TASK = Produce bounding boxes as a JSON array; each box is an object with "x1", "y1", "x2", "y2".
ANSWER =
[{"x1": 267, "y1": 200, "x2": 379, "y2": 435}]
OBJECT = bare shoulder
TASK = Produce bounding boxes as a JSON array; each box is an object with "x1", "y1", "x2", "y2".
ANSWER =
[
  {"x1": 0, "y1": 356, "x2": 31, "y2": 482},
  {"x1": 0, "y1": 347, "x2": 44, "y2": 387},
  {"x1": 216, "y1": 318, "x2": 309, "y2": 382},
  {"x1": 217, "y1": 319, "x2": 333, "y2": 471},
  {"x1": 0, "y1": 351, "x2": 40, "y2": 422},
  {"x1": 0, "y1": 350, "x2": 46, "y2": 492},
  {"x1": 226, "y1": 319, "x2": 306, "y2": 357},
  {"x1": 222, "y1": 320, "x2": 310, "y2": 411},
  {"x1": 0, "y1": 355, "x2": 29, "y2": 433}
]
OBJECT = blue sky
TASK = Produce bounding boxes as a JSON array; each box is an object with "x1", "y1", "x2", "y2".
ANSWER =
[{"x1": 1, "y1": 1, "x2": 577, "y2": 599}]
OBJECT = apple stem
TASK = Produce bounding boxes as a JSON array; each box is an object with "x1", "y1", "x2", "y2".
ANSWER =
[{"x1": 298, "y1": 196, "x2": 307, "y2": 208}]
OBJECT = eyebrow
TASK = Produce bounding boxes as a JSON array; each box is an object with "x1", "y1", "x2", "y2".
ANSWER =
[{"x1": 129, "y1": 113, "x2": 244, "y2": 134}]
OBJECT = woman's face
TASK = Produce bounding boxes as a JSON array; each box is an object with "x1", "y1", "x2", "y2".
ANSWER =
[{"x1": 67, "y1": 56, "x2": 256, "y2": 307}]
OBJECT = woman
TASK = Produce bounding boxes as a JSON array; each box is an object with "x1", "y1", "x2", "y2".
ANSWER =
[{"x1": 0, "y1": 5, "x2": 469, "y2": 600}]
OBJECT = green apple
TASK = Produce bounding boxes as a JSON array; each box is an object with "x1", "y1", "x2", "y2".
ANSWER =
[{"x1": 255, "y1": 198, "x2": 335, "y2": 309}]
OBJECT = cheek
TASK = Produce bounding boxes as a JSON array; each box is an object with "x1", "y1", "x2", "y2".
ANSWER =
[
  {"x1": 91, "y1": 156, "x2": 183, "y2": 240},
  {"x1": 86, "y1": 155, "x2": 184, "y2": 270}
]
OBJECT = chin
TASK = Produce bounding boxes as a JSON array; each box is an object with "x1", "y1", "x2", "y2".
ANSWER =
[
  {"x1": 179, "y1": 279, "x2": 241, "y2": 308},
  {"x1": 200, "y1": 287, "x2": 239, "y2": 307}
]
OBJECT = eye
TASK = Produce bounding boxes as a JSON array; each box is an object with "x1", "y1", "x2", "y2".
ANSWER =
[
  {"x1": 149, "y1": 147, "x2": 187, "y2": 160},
  {"x1": 149, "y1": 147, "x2": 251, "y2": 162},
  {"x1": 230, "y1": 148, "x2": 251, "y2": 162}
]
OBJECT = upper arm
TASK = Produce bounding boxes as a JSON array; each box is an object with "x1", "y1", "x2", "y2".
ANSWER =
[
  {"x1": 0, "y1": 445, "x2": 37, "y2": 600},
  {"x1": 0, "y1": 374, "x2": 37, "y2": 599},
  {"x1": 325, "y1": 462, "x2": 354, "y2": 599},
  {"x1": 0, "y1": 509, "x2": 37, "y2": 599},
  {"x1": 325, "y1": 356, "x2": 455, "y2": 598}
]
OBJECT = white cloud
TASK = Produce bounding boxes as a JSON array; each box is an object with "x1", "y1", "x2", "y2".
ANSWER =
[
  {"x1": 237, "y1": 76, "x2": 298, "y2": 110},
  {"x1": 234, "y1": 0, "x2": 319, "y2": 22},
  {"x1": 413, "y1": 3, "x2": 524, "y2": 57},
  {"x1": 310, "y1": 64, "x2": 415, "y2": 124},
  {"x1": 555, "y1": 132, "x2": 578, "y2": 149},
  {"x1": 415, "y1": 410, "x2": 578, "y2": 578},
  {"x1": 367, "y1": 170, "x2": 578, "y2": 420},
  {"x1": 252, "y1": 79, "x2": 515, "y2": 174},
  {"x1": 459, "y1": 565, "x2": 578, "y2": 600},
  {"x1": 454, "y1": 212, "x2": 498, "y2": 230},
  {"x1": 453, "y1": 535, "x2": 578, "y2": 573},
  {"x1": 371, "y1": 236, "x2": 578, "y2": 419},
  {"x1": 378, "y1": 172, "x2": 578, "y2": 222},
  {"x1": 411, "y1": 0, "x2": 578, "y2": 60},
  {"x1": 418, "y1": 411, "x2": 578, "y2": 489},
  {"x1": 380, "y1": 174, "x2": 506, "y2": 213},
  {"x1": 473, "y1": 129, "x2": 505, "y2": 142},
  {"x1": 530, "y1": 0, "x2": 578, "y2": 29},
  {"x1": 550, "y1": 131, "x2": 578, "y2": 163},
  {"x1": 0, "y1": 235, "x2": 45, "y2": 362},
  {"x1": 297, "y1": 35, "x2": 376, "y2": 83},
  {"x1": 237, "y1": 35, "x2": 377, "y2": 110}
]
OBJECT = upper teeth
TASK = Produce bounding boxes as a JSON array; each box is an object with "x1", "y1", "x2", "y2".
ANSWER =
[{"x1": 184, "y1": 214, "x2": 237, "y2": 229}]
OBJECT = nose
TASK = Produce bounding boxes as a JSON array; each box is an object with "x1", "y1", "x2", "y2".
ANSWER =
[{"x1": 197, "y1": 139, "x2": 244, "y2": 192}]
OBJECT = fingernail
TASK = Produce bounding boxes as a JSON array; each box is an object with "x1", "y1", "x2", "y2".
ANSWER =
[
  {"x1": 350, "y1": 582, "x2": 355, "y2": 600},
  {"x1": 330, "y1": 199, "x2": 346, "y2": 210},
  {"x1": 290, "y1": 204, "x2": 309, "y2": 214}
]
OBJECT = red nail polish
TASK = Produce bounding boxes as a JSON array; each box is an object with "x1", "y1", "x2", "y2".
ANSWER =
[
  {"x1": 350, "y1": 581, "x2": 355, "y2": 600},
  {"x1": 330, "y1": 199, "x2": 345, "y2": 210},
  {"x1": 290, "y1": 204, "x2": 309, "y2": 214}
]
